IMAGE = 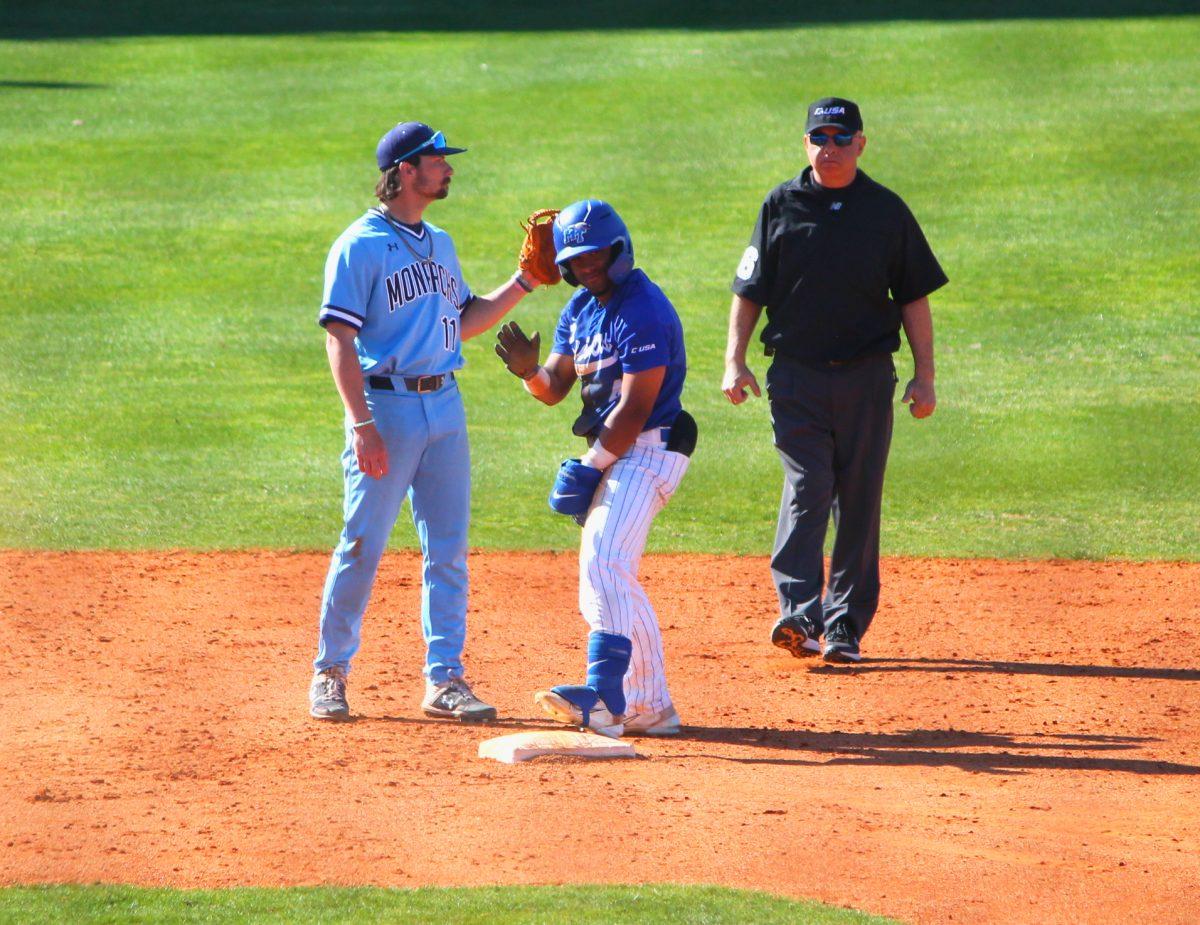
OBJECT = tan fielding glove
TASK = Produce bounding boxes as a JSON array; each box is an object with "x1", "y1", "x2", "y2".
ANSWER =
[{"x1": 518, "y1": 209, "x2": 561, "y2": 286}]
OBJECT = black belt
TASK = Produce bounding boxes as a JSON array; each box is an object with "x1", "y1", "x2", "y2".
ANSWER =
[
  {"x1": 367, "y1": 373, "x2": 452, "y2": 393},
  {"x1": 771, "y1": 350, "x2": 888, "y2": 370}
]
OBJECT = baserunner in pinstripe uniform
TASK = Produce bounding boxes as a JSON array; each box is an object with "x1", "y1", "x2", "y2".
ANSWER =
[{"x1": 495, "y1": 200, "x2": 697, "y2": 738}]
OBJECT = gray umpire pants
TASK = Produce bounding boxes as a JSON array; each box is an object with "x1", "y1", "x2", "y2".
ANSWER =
[{"x1": 767, "y1": 352, "x2": 898, "y2": 640}]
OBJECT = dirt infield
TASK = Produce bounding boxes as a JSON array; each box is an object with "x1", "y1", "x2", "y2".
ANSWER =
[{"x1": 3, "y1": 551, "x2": 1198, "y2": 923}]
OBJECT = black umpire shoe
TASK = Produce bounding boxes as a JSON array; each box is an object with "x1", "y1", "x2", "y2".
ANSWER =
[
  {"x1": 822, "y1": 619, "x2": 862, "y2": 663},
  {"x1": 771, "y1": 615, "x2": 822, "y2": 658}
]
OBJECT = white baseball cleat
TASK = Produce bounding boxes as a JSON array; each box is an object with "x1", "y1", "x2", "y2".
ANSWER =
[
  {"x1": 623, "y1": 705, "x2": 682, "y2": 736},
  {"x1": 534, "y1": 689, "x2": 624, "y2": 739}
]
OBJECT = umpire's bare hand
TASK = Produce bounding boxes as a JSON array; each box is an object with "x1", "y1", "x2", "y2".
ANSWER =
[
  {"x1": 722, "y1": 361, "x2": 761, "y2": 405},
  {"x1": 901, "y1": 377, "x2": 937, "y2": 419}
]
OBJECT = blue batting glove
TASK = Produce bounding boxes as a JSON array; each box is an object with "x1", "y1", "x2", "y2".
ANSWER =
[{"x1": 549, "y1": 458, "x2": 603, "y2": 520}]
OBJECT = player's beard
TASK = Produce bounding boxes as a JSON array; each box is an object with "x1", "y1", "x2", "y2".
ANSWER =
[{"x1": 414, "y1": 174, "x2": 451, "y2": 201}]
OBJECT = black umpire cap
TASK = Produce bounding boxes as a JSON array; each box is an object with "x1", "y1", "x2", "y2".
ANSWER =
[{"x1": 805, "y1": 97, "x2": 863, "y2": 134}]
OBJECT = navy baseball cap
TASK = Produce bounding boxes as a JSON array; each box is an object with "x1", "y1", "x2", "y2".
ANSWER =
[
  {"x1": 805, "y1": 97, "x2": 863, "y2": 134},
  {"x1": 375, "y1": 121, "x2": 466, "y2": 171}
]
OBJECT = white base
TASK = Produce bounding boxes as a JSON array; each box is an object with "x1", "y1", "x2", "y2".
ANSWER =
[{"x1": 478, "y1": 730, "x2": 637, "y2": 764}]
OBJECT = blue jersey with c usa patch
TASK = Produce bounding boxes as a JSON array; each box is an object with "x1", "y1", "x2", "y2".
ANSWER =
[
  {"x1": 318, "y1": 208, "x2": 473, "y2": 377},
  {"x1": 551, "y1": 268, "x2": 686, "y2": 437}
]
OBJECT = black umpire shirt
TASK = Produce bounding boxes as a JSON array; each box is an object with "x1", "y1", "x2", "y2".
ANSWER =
[{"x1": 732, "y1": 167, "x2": 948, "y2": 364}]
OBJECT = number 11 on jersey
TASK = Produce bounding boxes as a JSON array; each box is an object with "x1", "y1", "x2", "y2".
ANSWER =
[{"x1": 441, "y1": 316, "x2": 458, "y2": 350}]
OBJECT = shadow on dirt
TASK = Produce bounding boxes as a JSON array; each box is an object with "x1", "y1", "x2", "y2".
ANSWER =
[
  {"x1": 358, "y1": 714, "x2": 566, "y2": 732},
  {"x1": 814, "y1": 658, "x2": 1200, "y2": 682},
  {"x1": 678, "y1": 725, "x2": 1200, "y2": 775}
]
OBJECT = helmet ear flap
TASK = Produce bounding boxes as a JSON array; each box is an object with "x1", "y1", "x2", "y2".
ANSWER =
[
  {"x1": 607, "y1": 236, "x2": 634, "y2": 285},
  {"x1": 560, "y1": 262, "x2": 579, "y2": 287}
]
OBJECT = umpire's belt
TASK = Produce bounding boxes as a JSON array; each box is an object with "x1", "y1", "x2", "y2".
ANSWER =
[
  {"x1": 367, "y1": 372, "x2": 454, "y2": 393},
  {"x1": 771, "y1": 349, "x2": 888, "y2": 370}
]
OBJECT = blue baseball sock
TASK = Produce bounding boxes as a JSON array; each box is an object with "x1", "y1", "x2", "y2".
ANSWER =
[{"x1": 585, "y1": 630, "x2": 631, "y2": 716}]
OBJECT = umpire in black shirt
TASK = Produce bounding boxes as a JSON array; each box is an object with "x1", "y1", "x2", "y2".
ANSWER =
[{"x1": 722, "y1": 97, "x2": 947, "y2": 663}]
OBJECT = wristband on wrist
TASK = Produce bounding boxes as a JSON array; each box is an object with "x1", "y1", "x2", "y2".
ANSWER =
[
  {"x1": 351, "y1": 418, "x2": 375, "y2": 430},
  {"x1": 580, "y1": 441, "x2": 618, "y2": 470},
  {"x1": 511, "y1": 271, "x2": 534, "y2": 293},
  {"x1": 522, "y1": 366, "x2": 551, "y2": 394}
]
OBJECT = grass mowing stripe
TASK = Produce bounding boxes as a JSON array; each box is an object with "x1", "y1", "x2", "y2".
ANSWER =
[
  {"x1": 0, "y1": 884, "x2": 896, "y2": 924},
  {"x1": 1, "y1": 18, "x2": 1197, "y2": 556}
]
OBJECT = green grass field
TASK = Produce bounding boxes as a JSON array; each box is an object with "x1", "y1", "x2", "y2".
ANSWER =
[
  {"x1": 0, "y1": 884, "x2": 895, "y2": 924},
  {"x1": 1, "y1": 5, "x2": 1196, "y2": 921},
  {"x1": 2, "y1": 7, "x2": 1197, "y2": 558}
]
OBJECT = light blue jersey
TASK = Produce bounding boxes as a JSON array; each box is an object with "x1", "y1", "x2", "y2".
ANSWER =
[
  {"x1": 319, "y1": 208, "x2": 473, "y2": 377},
  {"x1": 314, "y1": 206, "x2": 475, "y2": 686}
]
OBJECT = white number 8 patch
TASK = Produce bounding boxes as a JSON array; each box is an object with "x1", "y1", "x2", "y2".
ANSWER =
[{"x1": 736, "y1": 245, "x2": 758, "y2": 281}]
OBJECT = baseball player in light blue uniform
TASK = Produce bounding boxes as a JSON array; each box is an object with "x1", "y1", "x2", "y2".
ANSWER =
[
  {"x1": 495, "y1": 200, "x2": 697, "y2": 738},
  {"x1": 309, "y1": 121, "x2": 546, "y2": 722}
]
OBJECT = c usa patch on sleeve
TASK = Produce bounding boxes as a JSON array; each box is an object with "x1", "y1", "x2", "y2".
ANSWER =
[{"x1": 736, "y1": 245, "x2": 758, "y2": 281}]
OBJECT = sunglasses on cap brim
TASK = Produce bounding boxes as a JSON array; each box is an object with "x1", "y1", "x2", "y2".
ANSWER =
[{"x1": 392, "y1": 130, "x2": 448, "y2": 165}]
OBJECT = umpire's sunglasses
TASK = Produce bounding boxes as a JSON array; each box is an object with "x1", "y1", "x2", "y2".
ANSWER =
[
  {"x1": 807, "y1": 131, "x2": 856, "y2": 147},
  {"x1": 392, "y1": 130, "x2": 447, "y2": 165}
]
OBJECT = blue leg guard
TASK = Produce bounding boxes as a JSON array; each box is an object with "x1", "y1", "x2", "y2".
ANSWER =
[
  {"x1": 586, "y1": 631, "x2": 632, "y2": 716},
  {"x1": 549, "y1": 632, "x2": 632, "y2": 725}
]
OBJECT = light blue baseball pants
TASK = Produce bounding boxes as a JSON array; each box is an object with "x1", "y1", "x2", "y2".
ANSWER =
[{"x1": 314, "y1": 378, "x2": 470, "y2": 684}]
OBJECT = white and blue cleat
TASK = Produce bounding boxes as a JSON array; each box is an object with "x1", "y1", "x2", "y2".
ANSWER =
[{"x1": 534, "y1": 685, "x2": 624, "y2": 739}]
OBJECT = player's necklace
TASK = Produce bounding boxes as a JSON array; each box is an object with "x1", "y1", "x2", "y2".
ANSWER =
[{"x1": 376, "y1": 207, "x2": 435, "y2": 263}]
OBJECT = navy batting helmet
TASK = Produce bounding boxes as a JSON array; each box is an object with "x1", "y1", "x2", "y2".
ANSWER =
[{"x1": 552, "y1": 199, "x2": 634, "y2": 287}]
